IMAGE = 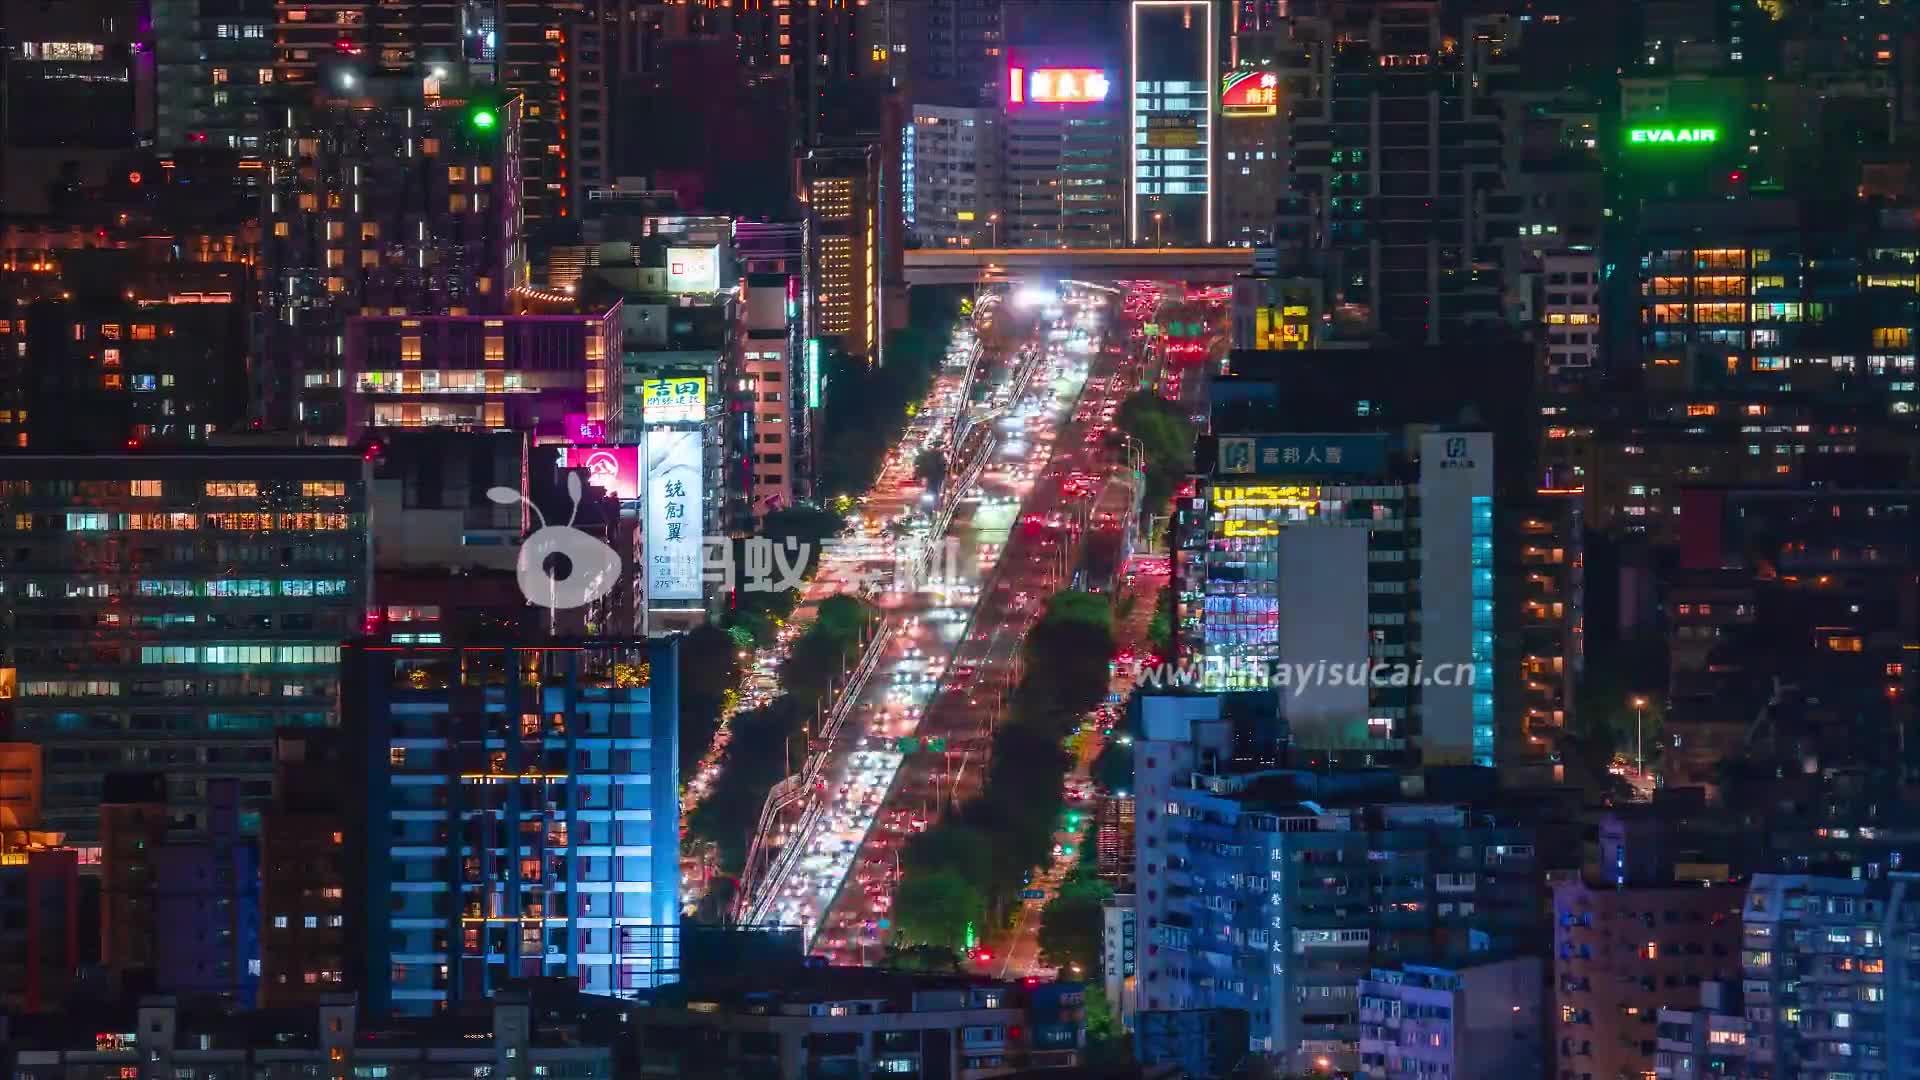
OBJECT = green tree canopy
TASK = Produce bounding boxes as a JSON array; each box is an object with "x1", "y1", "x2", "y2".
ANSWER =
[{"x1": 890, "y1": 869, "x2": 984, "y2": 952}]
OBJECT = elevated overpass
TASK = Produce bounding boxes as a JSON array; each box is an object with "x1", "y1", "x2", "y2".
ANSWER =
[{"x1": 904, "y1": 246, "x2": 1254, "y2": 286}]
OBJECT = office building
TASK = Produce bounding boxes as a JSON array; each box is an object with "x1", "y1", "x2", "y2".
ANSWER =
[
  {"x1": 347, "y1": 638, "x2": 680, "y2": 1014},
  {"x1": 1272, "y1": 1, "x2": 1512, "y2": 345},
  {"x1": 1129, "y1": 0, "x2": 1217, "y2": 246},
  {"x1": 1131, "y1": 694, "x2": 1543, "y2": 1069},
  {"x1": 1133, "y1": 1009, "x2": 1254, "y2": 1080},
  {"x1": 342, "y1": 299, "x2": 622, "y2": 441},
  {"x1": 1356, "y1": 958, "x2": 1543, "y2": 1080},
  {"x1": 258, "y1": 83, "x2": 526, "y2": 438},
  {"x1": 631, "y1": 970, "x2": 1087, "y2": 1077},
  {"x1": 803, "y1": 144, "x2": 884, "y2": 366},
  {"x1": 1002, "y1": 50, "x2": 1127, "y2": 249},
  {"x1": 6, "y1": 983, "x2": 627, "y2": 1078},
  {"x1": 906, "y1": 104, "x2": 1002, "y2": 249},
  {"x1": 1552, "y1": 812, "x2": 1744, "y2": 1080},
  {"x1": 1229, "y1": 276, "x2": 1325, "y2": 352},
  {"x1": 1740, "y1": 873, "x2": 1920, "y2": 1078},
  {"x1": 1173, "y1": 430, "x2": 1496, "y2": 766},
  {"x1": 0, "y1": 452, "x2": 371, "y2": 845},
  {"x1": 1628, "y1": 199, "x2": 1920, "y2": 403},
  {"x1": 153, "y1": 0, "x2": 275, "y2": 152}
]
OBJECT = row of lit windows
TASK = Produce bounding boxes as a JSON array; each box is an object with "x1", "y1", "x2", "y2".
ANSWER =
[
  {"x1": 140, "y1": 644, "x2": 343, "y2": 665},
  {"x1": 55, "y1": 512, "x2": 350, "y2": 532},
  {"x1": 135, "y1": 578, "x2": 353, "y2": 598}
]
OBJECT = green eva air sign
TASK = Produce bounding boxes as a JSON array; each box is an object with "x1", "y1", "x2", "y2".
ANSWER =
[{"x1": 1627, "y1": 127, "x2": 1718, "y2": 146}]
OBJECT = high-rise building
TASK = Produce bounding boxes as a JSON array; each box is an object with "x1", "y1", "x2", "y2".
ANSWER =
[
  {"x1": 1272, "y1": 1, "x2": 1512, "y2": 345},
  {"x1": 906, "y1": 104, "x2": 1002, "y2": 248},
  {"x1": 260, "y1": 728, "x2": 363, "y2": 1008},
  {"x1": 1552, "y1": 812, "x2": 1745, "y2": 1080},
  {"x1": 153, "y1": 0, "x2": 276, "y2": 152},
  {"x1": 100, "y1": 773, "x2": 262, "y2": 1003},
  {"x1": 743, "y1": 272, "x2": 800, "y2": 516},
  {"x1": 270, "y1": 0, "x2": 475, "y2": 92},
  {"x1": 1173, "y1": 430, "x2": 1497, "y2": 766},
  {"x1": 347, "y1": 638, "x2": 680, "y2": 1014},
  {"x1": 342, "y1": 299, "x2": 622, "y2": 442},
  {"x1": 0, "y1": 451, "x2": 371, "y2": 844},
  {"x1": 1130, "y1": 693, "x2": 1544, "y2": 1068},
  {"x1": 1001, "y1": 50, "x2": 1127, "y2": 248},
  {"x1": 1129, "y1": 0, "x2": 1217, "y2": 246},
  {"x1": 803, "y1": 144, "x2": 884, "y2": 366},
  {"x1": 258, "y1": 82, "x2": 526, "y2": 437},
  {"x1": 902, "y1": 0, "x2": 1005, "y2": 108}
]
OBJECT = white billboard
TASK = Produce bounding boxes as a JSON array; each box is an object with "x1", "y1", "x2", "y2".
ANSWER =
[
  {"x1": 1418, "y1": 432, "x2": 1495, "y2": 767},
  {"x1": 666, "y1": 246, "x2": 721, "y2": 293},
  {"x1": 645, "y1": 428, "x2": 703, "y2": 601}
]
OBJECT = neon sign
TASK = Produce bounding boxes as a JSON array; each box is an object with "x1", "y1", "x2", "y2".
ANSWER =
[
  {"x1": 1627, "y1": 127, "x2": 1719, "y2": 146},
  {"x1": 1008, "y1": 67, "x2": 1111, "y2": 105},
  {"x1": 1221, "y1": 70, "x2": 1279, "y2": 117}
]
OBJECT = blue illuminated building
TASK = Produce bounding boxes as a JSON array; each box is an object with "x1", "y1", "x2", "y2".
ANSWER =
[{"x1": 347, "y1": 638, "x2": 680, "y2": 1015}]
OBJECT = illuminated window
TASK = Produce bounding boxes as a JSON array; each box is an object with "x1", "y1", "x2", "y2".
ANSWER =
[
  {"x1": 360, "y1": 250, "x2": 379, "y2": 268},
  {"x1": 131, "y1": 481, "x2": 163, "y2": 497},
  {"x1": 302, "y1": 481, "x2": 346, "y2": 498},
  {"x1": 326, "y1": 221, "x2": 345, "y2": 240},
  {"x1": 585, "y1": 336, "x2": 604, "y2": 361},
  {"x1": 1873, "y1": 327, "x2": 1911, "y2": 349},
  {"x1": 273, "y1": 221, "x2": 289, "y2": 237},
  {"x1": 450, "y1": 193, "x2": 469, "y2": 212},
  {"x1": 211, "y1": 68, "x2": 229, "y2": 84},
  {"x1": 298, "y1": 193, "x2": 318, "y2": 211},
  {"x1": 325, "y1": 249, "x2": 345, "y2": 268},
  {"x1": 102, "y1": 348, "x2": 121, "y2": 368},
  {"x1": 448, "y1": 166, "x2": 467, "y2": 183},
  {"x1": 400, "y1": 336, "x2": 422, "y2": 362},
  {"x1": 476, "y1": 166, "x2": 493, "y2": 183},
  {"x1": 483, "y1": 336, "x2": 505, "y2": 363},
  {"x1": 131, "y1": 325, "x2": 156, "y2": 341},
  {"x1": 326, "y1": 277, "x2": 346, "y2": 294},
  {"x1": 421, "y1": 138, "x2": 440, "y2": 155},
  {"x1": 205, "y1": 482, "x2": 260, "y2": 498}
]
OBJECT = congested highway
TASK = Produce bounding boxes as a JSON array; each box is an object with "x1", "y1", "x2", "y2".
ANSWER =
[
  {"x1": 799, "y1": 287, "x2": 1156, "y2": 963},
  {"x1": 728, "y1": 285, "x2": 1132, "y2": 947}
]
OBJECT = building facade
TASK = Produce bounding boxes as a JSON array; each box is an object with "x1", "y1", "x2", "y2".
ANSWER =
[
  {"x1": 258, "y1": 84, "x2": 526, "y2": 438},
  {"x1": 1002, "y1": 52, "x2": 1127, "y2": 249},
  {"x1": 1129, "y1": 0, "x2": 1216, "y2": 246},
  {"x1": 342, "y1": 302, "x2": 622, "y2": 441},
  {"x1": 0, "y1": 452, "x2": 372, "y2": 844},
  {"x1": 1356, "y1": 958, "x2": 1544, "y2": 1080},
  {"x1": 347, "y1": 638, "x2": 680, "y2": 1014},
  {"x1": 906, "y1": 104, "x2": 1002, "y2": 249},
  {"x1": 1174, "y1": 431, "x2": 1496, "y2": 766}
]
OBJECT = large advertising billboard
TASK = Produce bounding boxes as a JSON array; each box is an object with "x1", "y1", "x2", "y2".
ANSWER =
[
  {"x1": 1008, "y1": 67, "x2": 1112, "y2": 105},
  {"x1": 645, "y1": 428, "x2": 703, "y2": 601},
  {"x1": 641, "y1": 377, "x2": 707, "y2": 425},
  {"x1": 557, "y1": 445, "x2": 640, "y2": 501},
  {"x1": 666, "y1": 246, "x2": 721, "y2": 293},
  {"x1": 1221, "y1": 70, "x2": 1279, "y2": 117}
]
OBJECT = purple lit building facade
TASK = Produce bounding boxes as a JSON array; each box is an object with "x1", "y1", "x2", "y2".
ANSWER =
[
  {"x1": 258, "y1": 83, "x2": 527, "y2": 439},
  {"x1": 342, "y1": 302, "x2": 623, "y2": 441}
]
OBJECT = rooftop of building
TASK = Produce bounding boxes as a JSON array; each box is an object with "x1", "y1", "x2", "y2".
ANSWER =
[
  {"x1": 646, "y1": 966, "x2": 1077, "y2": 1016},
  {"x1": 2, "y1": 980, "x2": 628, "y2": 1053}
]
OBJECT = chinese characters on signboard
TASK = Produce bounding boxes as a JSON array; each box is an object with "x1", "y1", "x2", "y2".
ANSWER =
[
  {"x1": 1008, "y1": 67, "x2": 1112, "y2": 105},
  {"x1": 641, "y1": 377, "x2": 707, "y2": 425},
  {"x1": 1216, "y1": 434, "x2": 1388, "y2": 477},
  {"x1": 563, "y1": 413, "x2": 607, "y2": 443},
  {"x1": 645, "y1": 428, "x2": 703, "y2": 601},
  {"x1": 1220, "y1": 70, "x2": 1280, "y2": 117}
]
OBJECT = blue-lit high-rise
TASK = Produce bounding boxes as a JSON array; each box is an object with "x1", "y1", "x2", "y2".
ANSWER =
[{"x1": 347, "y1": 638, "x2": 680, "y2": 1014}]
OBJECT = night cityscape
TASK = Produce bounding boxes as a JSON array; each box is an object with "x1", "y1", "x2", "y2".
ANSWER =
[{"x1": 2, "y1": 0, "x2": 1919, "y2": 1078}]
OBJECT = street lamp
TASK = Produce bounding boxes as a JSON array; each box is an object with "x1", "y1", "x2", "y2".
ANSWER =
[
  {"x1": 1152, "y1": 211, "x2": 1164, "y2": 248},
  {"x1": 1630, "y1": 695, "x2": 1649, "y2": 781},
  {"x1": 988, "y1": 212, "x2": 1001, "y2": 248}
]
